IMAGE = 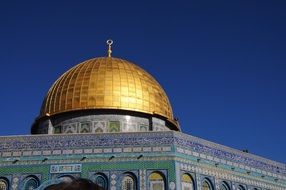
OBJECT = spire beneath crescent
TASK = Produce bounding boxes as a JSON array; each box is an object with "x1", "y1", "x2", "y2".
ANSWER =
[{"x1": 107, "y1": 39, "x2": 113, "y2": 57}]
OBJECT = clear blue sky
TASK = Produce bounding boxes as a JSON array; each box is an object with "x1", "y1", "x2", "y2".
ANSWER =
[{"x1": 0, "y1": 1, "x2": 285, "y2": 163}]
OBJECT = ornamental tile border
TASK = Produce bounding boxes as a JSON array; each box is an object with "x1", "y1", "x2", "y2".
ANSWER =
[
  {"x1": 173, "y1": 132, "x2": 286, "y2": 176},
  {"x1": 178, "y1": 159, "x2": 284, "y2": 190},
  {"x1": 176, "y1": 147, "x2": 285, "y2": 180},
  {"x1": 0, "y1": 131, "x2": 285, "y2": 177}
]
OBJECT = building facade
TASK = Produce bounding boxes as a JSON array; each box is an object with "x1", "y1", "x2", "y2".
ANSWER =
[{"x1": 0, "y1": 41, "x2": 285, "y2": 190}]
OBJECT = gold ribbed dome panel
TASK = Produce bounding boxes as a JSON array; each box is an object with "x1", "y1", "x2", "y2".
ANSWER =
[{"x1": 40, "y1": 57, "x2": 174, "y2": 121}]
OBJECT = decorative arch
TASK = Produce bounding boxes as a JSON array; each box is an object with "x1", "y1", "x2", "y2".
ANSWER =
[
  {"x1": 238, "y1": 185, "x2": 245, "y2": 190},
  {"x1": 202, "y1": 178, "x2": 213, "y2": 190},
  {"x1": 148, "y1": 171, "x2": 166, "y2": 190},
  {"x1": 181, "y1": 173, "x2": 194, "y2": 190},
  {"x1": 33, "y1": 178, "x2": 64, "y2": 190},
  {"x1": 220, "y1": 181, "x2": 230, "y2": 190},
  {"x1": 0, "y1": 177, "x2": 9, "y2": 190},
  {"x1": 23, "y1": 175, "x2": 40, "y2": 190},
  {"x1": 93, "y1": 173, "x2": 108, "y2": 189},
  {"x1": 121, "y1": 172, "x2": 137, "y2": 190}
]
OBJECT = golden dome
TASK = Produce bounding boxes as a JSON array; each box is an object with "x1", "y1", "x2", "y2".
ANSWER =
[{"x1": 40, "y1": 57, "x2": 176, "y2": 125}]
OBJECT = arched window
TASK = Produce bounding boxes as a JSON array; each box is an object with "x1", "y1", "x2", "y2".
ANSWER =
[
  {"x1": 220, "y1": 181, "x2": 230, "y2": 190},
  {"x1": 0, "y1": 178, "x2": 9, "y2": 190},
  {"x1": 202, "y1": 179, "x2": 213, "y2": 190},
  {"x1": 94, "y1": 173, "x2": 108, "y2": 189},
  {"x1": 181, "y1": 173, "x2": 194, "y2": 190},
  {"x1": 149, "y1": 172, "x2": 165, "y2": 190},
  {"x1": 95, "y1": 127, "x2": 104, "y2": 133},
  {"x1": 122, "y1": 174, "x2": 136, "y2": 190},
  {"x1": 238, "y1": 185, "x2": 245, "y2": 190},
  {"x1": 24, "y1": 176, "x2": 40, "y2": 190}
]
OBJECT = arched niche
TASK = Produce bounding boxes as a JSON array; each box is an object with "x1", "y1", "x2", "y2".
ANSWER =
[
  {"x1": 148, "y1": 171, "x2": 166, "y2": 190},
  {"x1": 23, "y1": 175, "x2": 40, "y2": 190},
  {"x1": 93, "y1": 173, "x2": 108, "y2": 189},
  {"x1": 121, "y1": 172, "x2": 137, "y2": 190},
  {"x1": 181, "y1": 173, "x2": 194, "y2": 190},
  {"x1": 0, "y1": 177, "x2": 9, "y2": 190},
  {"x1": 202, "y1": 178, "x2": 213, "y2": 190}
]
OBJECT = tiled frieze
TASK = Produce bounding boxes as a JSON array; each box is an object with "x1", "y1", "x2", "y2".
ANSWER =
[
  {"x1": 37, "y1": 113, "x2": 176, "y2": 134},
  {"x1": 176, "y1": 147, "x2": 285, "y2": 182},
  {"x1": 174, "y1": 132, "x2": 286, "y2": 177},
  {"x1": 178, "y1": 159, "x2": 285, "y2": 190},
  {"x1": 39, "y1": 114, "x2": 173, "y2": 134},
  {"x1": 0, "y1": 131, "x2": 285, "y2": 186}
]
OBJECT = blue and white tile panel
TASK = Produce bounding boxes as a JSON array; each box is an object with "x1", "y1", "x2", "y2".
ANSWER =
[
  {"x1": 176, "y1": 147, "x2": 285, "y2": 181},
  {"x1": 179, "y1": 162, "x2": 284, "y2": 190},
  {"x1": 0, "y1": 131, "x2": 285, "y2": 177}
]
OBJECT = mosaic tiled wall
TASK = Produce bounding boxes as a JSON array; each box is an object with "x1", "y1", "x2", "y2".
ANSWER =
[
  {"x1": 0, "y1": 159, "x2": 176, "y2": 190},
  {"x1": 0, "y1": 131, "x2": 285, "y2": 190},
  {"x1": 37, "y1": 114, "x2": 170, "y2": 134}
]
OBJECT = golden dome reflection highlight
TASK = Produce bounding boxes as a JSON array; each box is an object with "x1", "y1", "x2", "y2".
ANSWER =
[{"x1": 40, "y1": 57, "x2": 177, "y2": 126}]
